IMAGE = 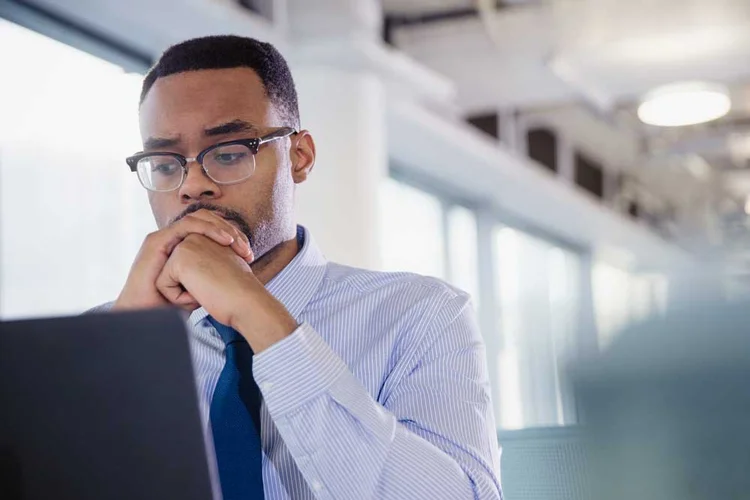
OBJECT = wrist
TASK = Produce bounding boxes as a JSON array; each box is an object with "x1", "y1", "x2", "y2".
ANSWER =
[
  {"x1": 113, "y1": 288, "x2": 166, "y2": 311},
  {"x1": 112, "y1": 294, "x2": 147, "y2": 311},
  {"x1": 230, "y1": 282, "x2": 298, "y2": 354}
]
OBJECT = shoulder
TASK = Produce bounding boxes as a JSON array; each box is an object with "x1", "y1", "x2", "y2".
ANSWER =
[{"x1": 321, "y1": 262, "x2": 473, "y2": 322}]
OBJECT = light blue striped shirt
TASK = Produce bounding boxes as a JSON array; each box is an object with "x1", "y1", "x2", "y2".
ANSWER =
[{"x1": 98, "y1": 226, "x2": 501, "y2": 499}]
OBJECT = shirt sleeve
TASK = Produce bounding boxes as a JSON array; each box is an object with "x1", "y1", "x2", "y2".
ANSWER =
[
  {"x1": 252, "y1": 294, "x2": 502, "y2": 499},
  {"x1": 84, "y1": 302, "x2": 115, "y2": 314}
]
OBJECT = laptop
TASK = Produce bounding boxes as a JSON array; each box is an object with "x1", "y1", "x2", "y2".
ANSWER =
[{"x1": 0, "y1": 309, "x2": 219, "y2": 500}]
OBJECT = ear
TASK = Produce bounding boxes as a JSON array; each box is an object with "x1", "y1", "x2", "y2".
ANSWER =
[{"x1": 290, "y1": 130, "x2": 316, "y2": 184}]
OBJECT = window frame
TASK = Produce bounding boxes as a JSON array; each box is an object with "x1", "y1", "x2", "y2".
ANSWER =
[{"x1": 390, "y1": 161, "x2": 596, "y2": 429}]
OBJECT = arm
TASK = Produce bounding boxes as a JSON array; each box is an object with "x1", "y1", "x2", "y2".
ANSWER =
[{"x1": 253, "y1": 294, "x2": 502, "y2": 499}]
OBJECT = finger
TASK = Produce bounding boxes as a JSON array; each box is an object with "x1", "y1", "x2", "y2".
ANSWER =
[
  {"x1": 195, "y1": 210, "x2": 253, "y2": 261},
  {"x1": 160, "y1": 215, "x2": 235, "y2": 255},
  {"x1": 172, "y1": 291, "x2": 199, "y2": 311},
  {"x1": 179, "y1": 210, "x2": 253, "y2": 261},
  {"x1": 155, "y1": 260, "x2": 188, "y2": 305},
  {"x1": 160, "y1": 282, "x2": 199, "y2": 310},
  {"x1": 233, "y1": 237, "x2": 253, "y2": 263}
]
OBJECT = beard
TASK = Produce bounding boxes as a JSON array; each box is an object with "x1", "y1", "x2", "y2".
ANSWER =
[{"x1": 171, "y1": 202, "x2": 255, "y2": 250}]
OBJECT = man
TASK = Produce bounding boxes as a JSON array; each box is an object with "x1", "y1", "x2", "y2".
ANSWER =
[{"x1": 96, "y1": 35, "x2": 501, "y2": 499}]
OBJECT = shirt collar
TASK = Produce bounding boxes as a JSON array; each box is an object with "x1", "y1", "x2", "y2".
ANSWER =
[{"x1": 189, "y1": 225, "x2": 327, "y2": 327}]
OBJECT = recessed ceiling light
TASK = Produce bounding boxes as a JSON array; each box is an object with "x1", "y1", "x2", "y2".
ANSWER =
[{"x1": 638, "y1": 81, "x2": 731, "y2": 127}]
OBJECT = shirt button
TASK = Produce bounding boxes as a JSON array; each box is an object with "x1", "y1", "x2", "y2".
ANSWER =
[
  {"x1": 260, "y1": 381, "x2": 274, "y2": 392},
  {"x1": 311, "y1": 480, "x2": 323, "y2": 492}
]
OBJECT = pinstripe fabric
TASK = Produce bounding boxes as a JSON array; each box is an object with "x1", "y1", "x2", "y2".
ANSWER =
[{"x1": 93, "y1": 226, "x2": 501, "y2": 499}]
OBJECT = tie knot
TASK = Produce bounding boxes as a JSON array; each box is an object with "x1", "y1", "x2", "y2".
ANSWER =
[{"x1": 207, "y1": 317, "x2": 244, "y2": 346}]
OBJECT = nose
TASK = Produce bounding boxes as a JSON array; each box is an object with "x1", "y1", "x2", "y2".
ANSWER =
[{"x1": 178, "y1": 160, "x2": 221, "y2": 202}]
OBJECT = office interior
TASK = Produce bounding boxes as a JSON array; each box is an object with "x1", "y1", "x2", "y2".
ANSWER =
[{"x1": 2, "y1": 0, "x2": 749, "y2": 498}]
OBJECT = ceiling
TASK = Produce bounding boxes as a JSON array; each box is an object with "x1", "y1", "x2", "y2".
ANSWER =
[
  {"x1": 383, "y1": 0, "x2": 750, "y2": 231},
  {"x1": 382, "y1": 0, "x2": 474, "y2": 16},
  {"x1": 386, "y1": 0, "x2": 750, "y2": 109}
]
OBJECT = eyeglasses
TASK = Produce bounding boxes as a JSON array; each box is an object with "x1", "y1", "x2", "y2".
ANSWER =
[{"x1": 125, "y1": 126, "x2": 297, "y2": 192}]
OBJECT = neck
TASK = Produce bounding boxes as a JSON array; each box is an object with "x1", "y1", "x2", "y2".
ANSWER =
[{"x1": 250, "y1": 235, "x2": 300, "y2": 285}]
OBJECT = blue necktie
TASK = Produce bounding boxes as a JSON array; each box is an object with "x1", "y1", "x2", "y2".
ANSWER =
[{"x1": 208, "y1": 317, "x2": 265, "y2": 499}]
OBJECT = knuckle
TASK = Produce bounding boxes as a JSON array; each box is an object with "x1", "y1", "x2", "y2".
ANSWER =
[
  {"x1": 178, "y1": 213, "x2": 199, "y2": 225},
  {"x1": 194, "y1": 209, "x2": 216, "y2": 220},
  {"x1": 143, "y1": 231, "x2": 162, "y2": 247},
  {"x1": 183, "y1": 233, "x2": 204, "y2": 245}
]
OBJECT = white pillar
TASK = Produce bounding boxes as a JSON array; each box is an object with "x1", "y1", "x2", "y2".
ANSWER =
[
  {"x1": 293, "y1": 67, "x2": 387, "y2": 269},
  {"x1": 284, "y1": 0, "x2": 444, "y2": 270}
]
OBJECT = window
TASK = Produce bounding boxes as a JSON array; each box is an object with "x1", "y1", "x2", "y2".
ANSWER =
[
  {"x1": 446, "y1": 206, "x2": 480, "y2": 305},
  {"x1": 494, "y1": 227, "x2": 581, "y2": 429},
  {"x1": 527, "y1": 128, "x2": 558, "y2": 173},
  {"x1": 466, "y1": 112, "x2": 499, "y2": 140},
  {"x1": 380, "y1": 175, "x2": 588, "y2": 430},
  {"x1": 574, "y1": 151, "x2": 604, "y2": 199},
  {"x1": 380, "y1": 175, "x2": 673, "y2": 430},
  {"x1": 592, "y1": 262, "x2": 669, "y2": 348},
  {"x1": 379, "y1": 178, "x2": 482, "y2": 306},
  {"x1": 379, "y1": 177, "x2": 446, "y2": 280},
  {"x1": 0, "y1": 20, "x2": 152, "y2": 318}
]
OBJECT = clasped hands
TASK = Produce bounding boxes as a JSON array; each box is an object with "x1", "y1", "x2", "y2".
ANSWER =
[{"x1": 113, "y1": 208, "x2": 296, "y2": 352}]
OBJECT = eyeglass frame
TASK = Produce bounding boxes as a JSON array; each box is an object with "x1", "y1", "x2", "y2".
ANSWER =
[{"x1": 125, "y1": 126, "x2": 298, "y2": 192}]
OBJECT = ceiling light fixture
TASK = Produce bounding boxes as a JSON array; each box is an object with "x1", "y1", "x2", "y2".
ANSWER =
[{"x1": 637, "y1": 81, "x2": 731, "y2": 127}]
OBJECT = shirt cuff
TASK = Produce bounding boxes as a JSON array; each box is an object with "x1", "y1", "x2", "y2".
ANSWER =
[{"x1": 253, "y1": 322, "x2": 348, "y2": 416}]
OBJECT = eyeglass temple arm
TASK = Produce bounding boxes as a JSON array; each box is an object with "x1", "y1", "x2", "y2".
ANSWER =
[{"x1": 257, "y1": 127, "x2": 298, "y2": 146}]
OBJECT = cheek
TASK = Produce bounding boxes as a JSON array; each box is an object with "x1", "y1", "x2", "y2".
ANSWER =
[
  {"x1": 236, "y1": 158, "x2": 293, "y2": 219},
  {"x1": 255, "y1": 151, "x2": 291, "y2": 195},
  {"x1": 269, "y1": 165, "x2": 295, "y2": 217},
  {"x1": 263, "y1": 154, "x2": 293, "y2": 202},
  {"x1": 267, "y1": 147, "x2": 294, "y2": 188}
]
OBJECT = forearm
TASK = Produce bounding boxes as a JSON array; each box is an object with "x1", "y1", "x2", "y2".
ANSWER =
[{"x1": 254, "y1": 324, "x2": 501, "y2": 499}]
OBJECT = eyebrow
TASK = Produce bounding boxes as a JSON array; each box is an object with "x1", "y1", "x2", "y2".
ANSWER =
[
  {"x1": 204, "y1": 119, "x2": 259, "y2": 137},
  {"x1": 143, "y1": 136, "x2": 180, "y2": 150},
  {"x1": 143, "y1": 119, "x2": 259, "y2": 151}
]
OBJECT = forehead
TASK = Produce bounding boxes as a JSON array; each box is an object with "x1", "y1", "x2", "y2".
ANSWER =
[{"x1": 139, "y1": 68, "x2": 274, "y2": 136}]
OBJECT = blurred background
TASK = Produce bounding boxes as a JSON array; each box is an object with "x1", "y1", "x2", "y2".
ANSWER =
[{"x1": 0, "y1": 0, "x2": 749, "y2": 440}]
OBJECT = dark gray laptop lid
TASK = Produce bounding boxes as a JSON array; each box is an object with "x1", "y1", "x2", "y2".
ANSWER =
[{"x1": 0, "y1": 309, "x2": 218, "y2": 500}]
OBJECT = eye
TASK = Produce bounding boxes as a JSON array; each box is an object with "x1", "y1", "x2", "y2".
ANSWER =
[
  {"x1": 151, "y1": 162, "x2": 180, "y2": 175},
  {"x1": 212, "y1": 151, "x2": 249, "y2": 166},
  {"x1": 207, "y1": 143, "x2": 252, "y2": 168}
]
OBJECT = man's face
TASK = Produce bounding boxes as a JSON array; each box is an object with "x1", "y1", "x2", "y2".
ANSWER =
[{"x1": 138, "y1": 67, "x2": 299, "y2": 257}]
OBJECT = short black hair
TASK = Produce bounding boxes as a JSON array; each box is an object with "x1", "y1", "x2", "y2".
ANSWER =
[{"x1": 140, "y1": 35, "x2": 300, "y2": 128}]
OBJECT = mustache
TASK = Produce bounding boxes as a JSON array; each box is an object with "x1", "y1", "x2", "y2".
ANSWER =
[{"x1": 172, "y1": 202, "x2": 255, "y2": 248}]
